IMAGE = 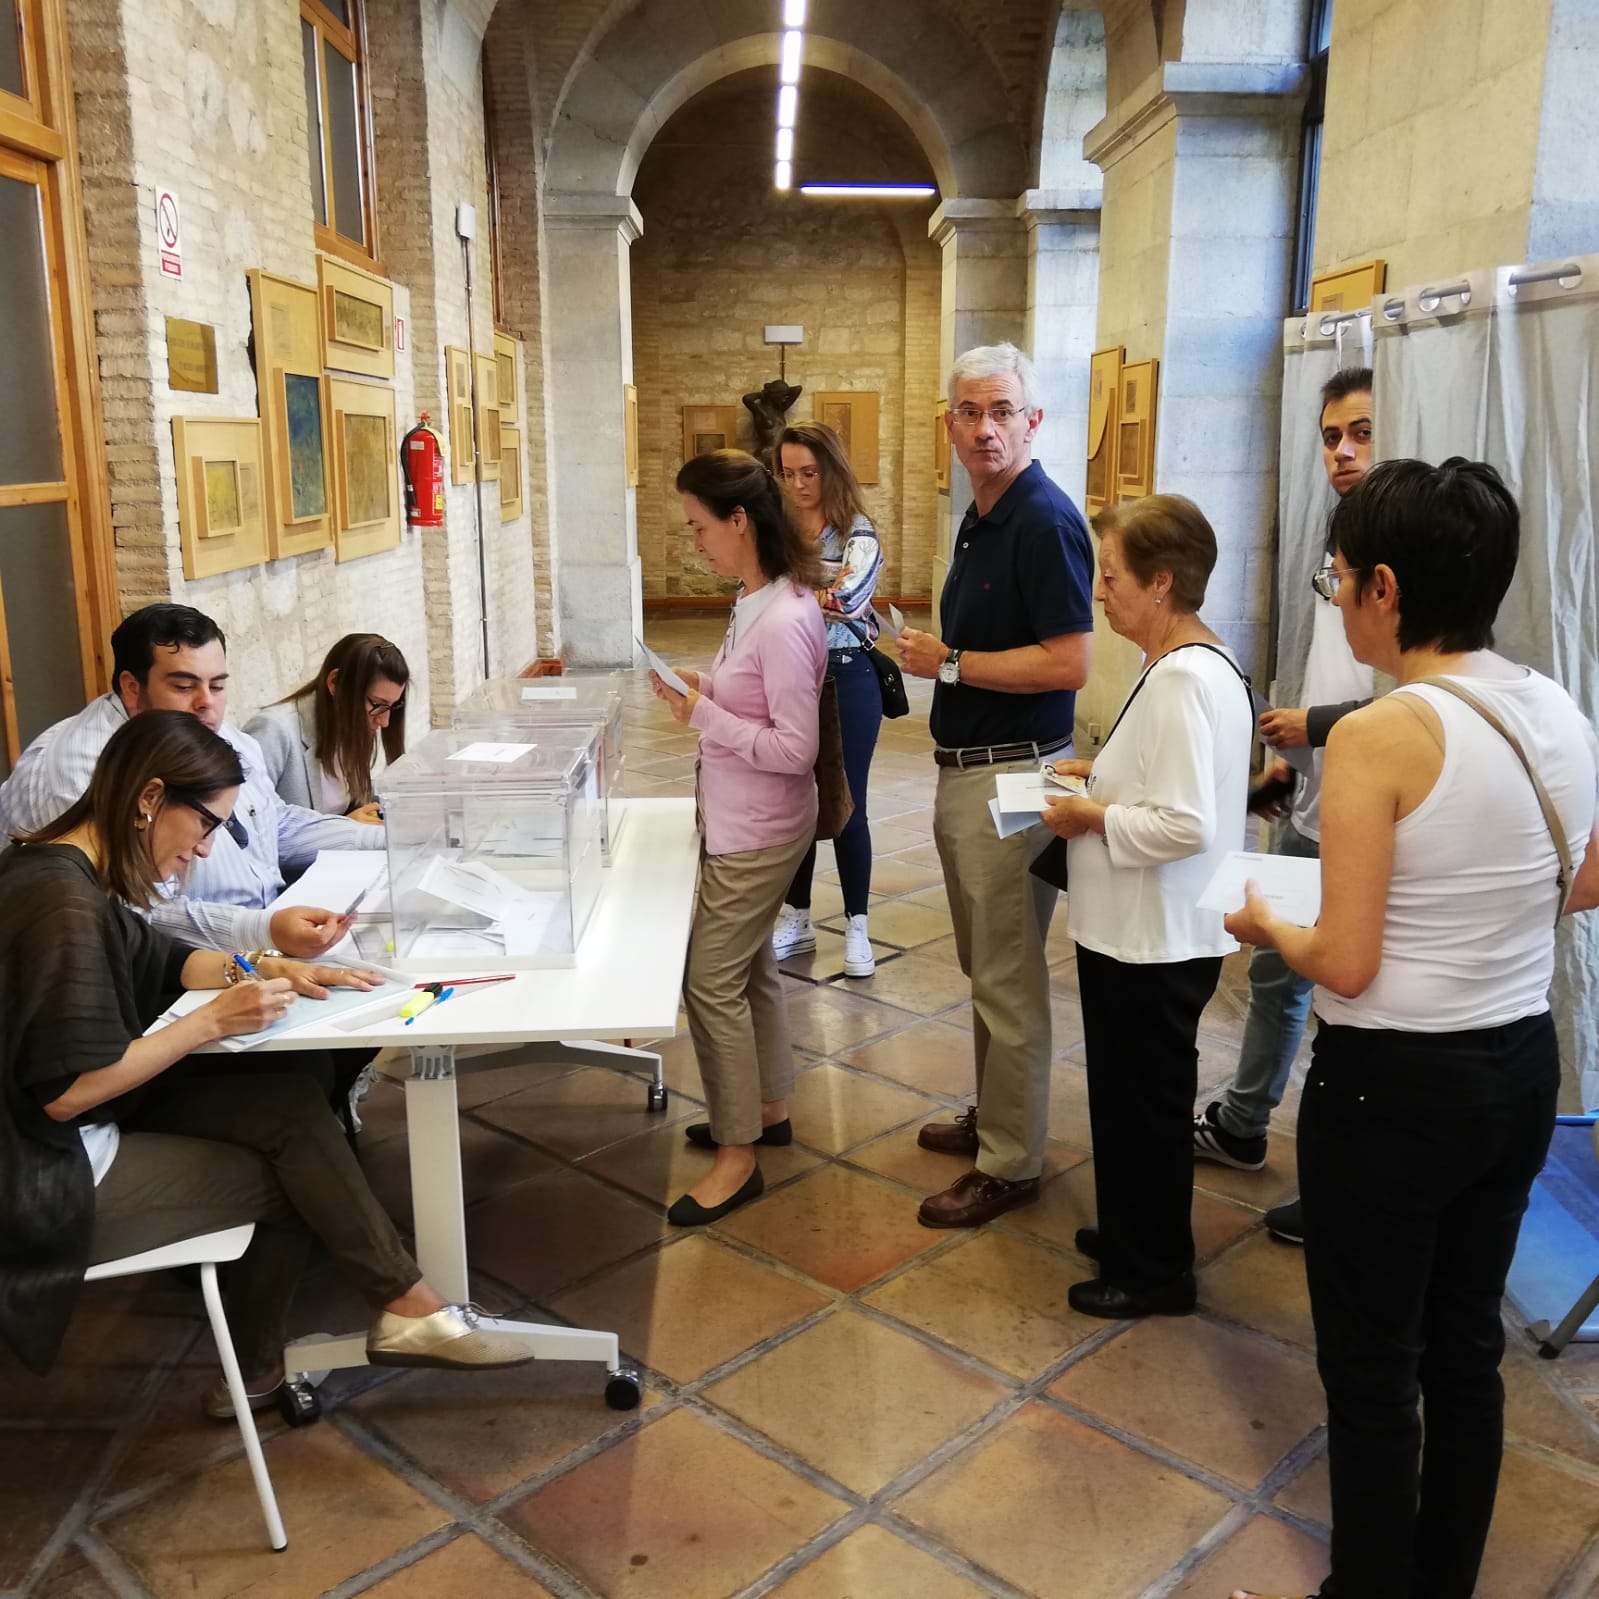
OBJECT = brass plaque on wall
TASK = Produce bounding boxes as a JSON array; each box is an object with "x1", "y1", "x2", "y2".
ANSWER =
[{"x1": 166, "y1": 318, "x2": 218, "y2": 394}]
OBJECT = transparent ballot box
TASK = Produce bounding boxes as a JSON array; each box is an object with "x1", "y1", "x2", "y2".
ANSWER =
[
  {"x1": 455, "y1": 674, "x2": 626, "y2": 861},
  {"x1": 369, "y1": 727, "x2": 604, "y2": 971}
]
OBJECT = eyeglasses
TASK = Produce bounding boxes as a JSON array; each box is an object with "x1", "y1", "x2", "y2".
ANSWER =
[
  {"x1": 366, "y1": 694, "x2": 406, "y2": 718},
  {"x1": 177, "y1": 795, "x2": 227, "y2": 838},
  {"x1": 1311, "y1": 564, "x2": 1365, "y2": 601},
  {"x1": 950, "y1": 405, "x2": 1027, "y2": 427},
  {"x1": 778, "y1": 467, "x2": 820, "y2": 484}
]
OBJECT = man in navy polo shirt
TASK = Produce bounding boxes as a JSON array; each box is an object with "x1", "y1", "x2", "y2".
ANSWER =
[{"x1": 900, "y1": 342, "x2": 1095, "y2": 1228}]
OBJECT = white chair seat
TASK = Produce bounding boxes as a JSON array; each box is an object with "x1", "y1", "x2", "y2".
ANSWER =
[{"x1": 85, "y1": 1224, "x2": 256, "y2": 1282}]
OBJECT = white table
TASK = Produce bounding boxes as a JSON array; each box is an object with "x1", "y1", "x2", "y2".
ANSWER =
[{"x1": 249, "y1": 797, "x2": 699, "y2": 1415}]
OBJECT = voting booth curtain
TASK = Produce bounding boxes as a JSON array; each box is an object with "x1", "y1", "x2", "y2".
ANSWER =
[{"x1": 1276, "y1": 254, "x2": 1599, "y2": 1110}]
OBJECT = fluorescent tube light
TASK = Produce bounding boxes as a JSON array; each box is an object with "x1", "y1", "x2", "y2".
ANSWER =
[
  {"x1": 775, "y1": 160, "x2": 792, "y2": 190},
  {"x1": 780, "y1": 29, "x2": 803, "y2": 83},
  {"x1": 799, "y1": 184, "x2": 938, "y2": 198},
  {"x1": 775, "y1": 126, "x2": 794, "y2": 162},
  {"x1": 783, "y1": 0, "x2": 806, "y2": 24},
  {"x1": 777, "y1": 84, "x2": 797, "y2": 127}
]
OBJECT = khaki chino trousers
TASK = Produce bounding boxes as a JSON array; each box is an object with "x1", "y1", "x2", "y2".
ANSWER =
[
  {"x1": 684, "y1": 830, "x2": 816, "y2": 1146},
  {"x1": 933, "y1": 757, "x2": 1059, "y2": 1181}
]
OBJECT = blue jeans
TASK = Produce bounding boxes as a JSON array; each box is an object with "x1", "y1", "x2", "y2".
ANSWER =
[
  {"x1": 786, "y1": 649, "x2": 882, "y2": 917},
  {"x1": 1214, "y1": 819, "x2": 1319, "y2": 1140}
]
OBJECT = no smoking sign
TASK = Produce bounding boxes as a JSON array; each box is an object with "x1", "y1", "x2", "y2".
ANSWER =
[{"x1": 156, "y1": 185, "x2": 183, "y2": 280}]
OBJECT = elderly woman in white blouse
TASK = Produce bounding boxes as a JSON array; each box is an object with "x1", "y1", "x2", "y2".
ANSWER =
[{"x1": 1041, "y1": 495, "x2": 1252, "y2": 1319}]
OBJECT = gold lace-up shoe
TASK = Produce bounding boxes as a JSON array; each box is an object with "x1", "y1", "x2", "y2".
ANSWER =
[{"x1": 367, "y1": 1302, "x2": 540, "y2": 1369}]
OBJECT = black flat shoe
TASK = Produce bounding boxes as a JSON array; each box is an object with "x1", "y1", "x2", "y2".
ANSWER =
[
  {"x1": 1074, "y1": 1227, "x2": 1100, "y2": 1260},
  {"x1": 1067, "y1": 1272, "x2": 1196, "y2": 1320},
  {"x1": 666, "y1": 1167, "x2": 765, "y2": 1226},
  {"x1": 683, "y1": 1119, "x2": 793, "y2": 1149}
]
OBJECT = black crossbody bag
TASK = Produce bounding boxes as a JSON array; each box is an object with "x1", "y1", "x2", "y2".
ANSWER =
[
  {"x1": 841, "y1": 617, "x2": 911, "y2": 719},
  {"x1": 1029, "y1": 642, "x2": 1255, "y2": 892}
]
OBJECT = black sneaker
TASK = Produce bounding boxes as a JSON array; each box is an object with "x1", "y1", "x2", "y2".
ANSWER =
[
  {"x1": 1191, "y1": 1102, "x2": 1267, "y2": 1171},
  {"x1": 1264, "y1": 1197, "x2": 1304, "y2": 1244}
]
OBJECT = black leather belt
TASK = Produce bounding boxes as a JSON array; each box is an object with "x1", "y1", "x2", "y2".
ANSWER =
[{"x1": 934, "y1": 737, "x2": 1070, "y2": 770}]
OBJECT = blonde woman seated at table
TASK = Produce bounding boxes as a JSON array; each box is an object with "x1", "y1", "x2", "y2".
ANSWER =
[
  {"x1": 1040, "y1": 495, "x2": 1252, "y2": 1320},
  {"x1": 0, "y1": 710, "x2": 541, "y2": 1417},
  {"x1": 245, "y1": 633, "x2": 409, "y2": 822},
  {"x1": 650, "y1": 450, "x2": 827, "y2": 1225}
]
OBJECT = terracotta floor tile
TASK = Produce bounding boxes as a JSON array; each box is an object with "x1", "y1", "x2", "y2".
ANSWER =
[
  {"x1": 1163, "y1": 1513, "x2": 1328, "y2": 1599},
  {"x1": 889, "y1": 842, "x2": 946, "y2": 872},
  {"x1": 1047, "y1": 1062, "x2": 1095, "y2": 1150},
  {"x1": 825, "y1": 897, "x2": 952, "y2": 950},
  {"x1": 786, "y1": 1063, "x2": 938, "y2": 1154},
  {"x1": 1048, "y1": 987, "x2": 1085, "y2": 1050},
  {"x1": 101, "y1": 1423, "x2": 451, "y2": 1599},
  {"x1": 351, "y1": 1359, "x2": 656, "y2": 1503},
  {"x1": 448, "y1": 1050, "x2": 588, "y2": 1110},
  {"x1": 503, "y1": 1407, "x2": 846, "y2": 1598},
  {"x1": 896, "y1": 1402, "x2": 1230, "y2": 1598},
  {"x1": 844, "y1": 1019, "x2": 976, "y2": 1099},
  {"x1": 848, "y1": 1119, "x2": 1082, "y2": 1199},
  {"x1": 357, "y1": 1533, "x2": 557, "y2": 1597},
  {"x1": 1200, "y1": 1232, "x2": 1316, "y2": 1350},
  {"x1": 780, "y1": 928, "x2": 898, "y2": 983},
  {"x1": 34, "y1": 1547, "x2": 121, "y2": 1598},
  {"x1": 912, "y1": 933, "x2": 966, "y2": 970},
  {"x1": 848, "y1": 859, "x2": 943, "y2": 902},
  {"x1": 1192, "y1": 1132, "x2": 1300, "y2": 1209},
  {"x1": 630, "y1": 1030, "x2": 710, "y2": 1103},
  {"x1": 1003, "y1": 1159, "x2": 1257, "y2": 1264},
  {"x1": 465, "y1": 1166, "x2": 670, "y2": 1299},
  {"x1": 865, "y1": 1231, "x2": 1100, "y2": 1380},
  {"x1": 785, "y1": 985, "x2": 906, "y2": 1056},
  {"x1": 1478, "y1": 1444, "x2": 1599, "y2": 1597},
  {"x1": 716, "y1": 1164, "x2": 941, "y2": 1292},
  {"x1": 1051, "y1": 1316, "x2": 1324, "y2": 1489},
  {"x1": 360, "y1": 1116, "x2": 558, "y2": 1223},
  {"x1": 1274, "y1": 1449, "x2": 1330, "y2": 1525},
  {"x1": 1502, "y1": 1341, "x2": 1599, "y2": 1468},
  {"x1": 579, "y1": 1118, "x2": 821, "y2": 1205},
  {"x1": 550, "y1": 1234, "x2": 828, "y2": 1383},
  {"x1": 473, "y1": 1065, "x2": 692, "y2": 1162},
  {"x1": 768, "y1": 1524, "x2": 991, "y2": 1598},
  {"x1": 705, "y1": 1309, "x2": 1006, "y2": 1494},
  {"x1": 831, "y1": 952, "x2": 970, "y2": 1016},
  {"x1": 0, "y1": 1431, "x2": 109, "y2": 1588},
  {"x1": 867, "y1": 822, "x2": 934, "y2": 855},
  {"x1": 891, "y1": 805, "x2": 938, "y2": 833}
]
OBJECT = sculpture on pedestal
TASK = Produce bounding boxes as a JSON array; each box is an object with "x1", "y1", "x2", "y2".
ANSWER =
[{"x1": 741, "y1": 378, "x2": 803, "y2": 464}]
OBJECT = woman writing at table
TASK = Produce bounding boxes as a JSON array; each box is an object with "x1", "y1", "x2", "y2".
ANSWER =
[
  {"x1": 0, "y1": 711, "x2": 541, "y2": 1415},
  {"x1": 651, "y1": 450, "x2": 827, "y2": 1225},
  {"x1": 1040, "y1": 495, "x2": 1252, "y2": 1319},
  {"x1": 245, "y1": 633, "x2": 409, "y2": 822}
]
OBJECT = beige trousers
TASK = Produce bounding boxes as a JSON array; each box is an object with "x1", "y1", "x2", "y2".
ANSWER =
[
  {"x1": 683, "y1": 830, "x2": 815, "y2": 1145},
  {"x1": 933, "y1": 757, "x2": 1060, "y2": 1181}
]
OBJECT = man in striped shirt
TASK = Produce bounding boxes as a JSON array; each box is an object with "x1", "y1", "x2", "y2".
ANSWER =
[{"x1": 0, "y1": 604, "x2": 381, "y2": 959}]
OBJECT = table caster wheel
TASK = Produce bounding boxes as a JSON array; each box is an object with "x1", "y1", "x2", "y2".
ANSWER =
[
  {"x1": 278, "y1": 1380, "x2": 322, "y2": 1427},
  {"x1": 604, "y1": 1366, "x2": 642, "y2": 1410},
  {"x1": 646, "y1": 1083, "x2": 668, "y2": 1112}
]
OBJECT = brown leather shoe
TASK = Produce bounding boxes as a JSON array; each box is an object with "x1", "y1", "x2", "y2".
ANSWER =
[
  {"x1": 917, "y1": 1105, "x2": 979, "y2": 1156},
  {"x1": 918, "y1": 1169, "x2": 1039, "y2": 1228}
]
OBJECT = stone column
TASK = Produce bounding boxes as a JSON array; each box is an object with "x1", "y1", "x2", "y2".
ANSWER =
[
  {"x1": 929, "y1": 199, "x2": 1028, "y2": 618},
  {"x1": 1021, "y1": 189, "x2": 1101, "y2": 512},
  {"x1": 543, "y1": 193, "x2": 643, "y2": 666}
]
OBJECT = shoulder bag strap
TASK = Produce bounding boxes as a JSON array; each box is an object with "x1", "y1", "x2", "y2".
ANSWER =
[
  {"x1": 1101, "y1": 641, "x2": 1254, "y2": 751},
  {"x1": 1412, "y1": 676, "x2": 1574, "y2": 924}
]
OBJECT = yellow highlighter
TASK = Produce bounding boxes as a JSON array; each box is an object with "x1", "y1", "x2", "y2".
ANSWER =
[{"x1": 401, "y1": 984, "x2": 454, "y2": 1025}]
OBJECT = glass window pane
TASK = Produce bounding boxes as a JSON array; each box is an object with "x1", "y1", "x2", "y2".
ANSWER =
[
  {"x1": 0, "y1": 500, "x2": 86, "y2": 753},
  {"x1": 323, "y1": 38, "x2": 365, "y2": 246},
  {"x1": 0, "y1": 173, "x2": 63, "y2": 485},
  {"x1": 302, "y1": 19, "x2": 327, "y2": 227},
  {"x1": 0, "y1": 3, "x2": 23, "y2": 98},
  {"x1": 324, "y1": 0, "x2": 350, "y2": 25}
]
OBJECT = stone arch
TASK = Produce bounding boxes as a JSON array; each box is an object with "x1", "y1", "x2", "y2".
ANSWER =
[{"x1": 1036, "y1": 4, "x2": 1107, "y2": 192}]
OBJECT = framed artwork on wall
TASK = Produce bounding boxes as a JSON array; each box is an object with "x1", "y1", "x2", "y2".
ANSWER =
[
  {"x1": 1085, "y1": 344, "x2": 1123, "y2": 515},
  {"x1": 247, "y1": 269, "x2": 334, "y2": 560},
  {"x1": 499, "y1": 425, "x2": 523, "y2": 519},
  {"x1": 318, "y1": 254, "x2": 396, "y2": 379},
  {"x1": 327, "y1": 375, "x2": 400, "y2": 563},
  {"x1": 624, "y1": 384, "x2": 639, "y2": 487},
  {"x1": 933, "y1": 398, "x2": 950, "y2": 490},
  {"x1": 1309, "y1": 259, "x2": 1386, "y2": 314},
  {"x1": 445, "y1": 345, "x2": 474, "y2": 485},
  {"x1": 475, "y1": 353, "x2": 501, "y2": 481},
  {"x1": 493, "y1": 331, "x2": 519, "y2": 426},
  {"x1": 682, "y1": 404, "x2": 740, "y2": 461},
  {"x1": 1117, "y1": 357, "x2": 1159, "y2": 501},
  {"x1": 173, "y1": 417, "x2": 268, "y2": 580},
  {"x1": 812, "y1": 391, "x2": 880, "y2": 483}
]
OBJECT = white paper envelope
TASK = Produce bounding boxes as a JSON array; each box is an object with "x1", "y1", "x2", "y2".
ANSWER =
[{"x1": 1198, "y1": 850, "x2": 1322, "y2": 925}]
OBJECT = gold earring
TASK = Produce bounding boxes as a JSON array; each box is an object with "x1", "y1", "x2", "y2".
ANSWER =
[{"x1": 135, "y1": 810, "x2": 152, "y2": 830}]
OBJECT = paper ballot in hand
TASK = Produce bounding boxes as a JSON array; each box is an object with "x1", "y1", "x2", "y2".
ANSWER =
[
  {"x1": 1198, "y1": 850, "x2": 1323, "y2": 926},
  {"x1": 1251, "y1": 688, "x2": 1314, "y2": 776},
  {"x1": 637, "y1": 637, "x2": 690, "y2": 696}
]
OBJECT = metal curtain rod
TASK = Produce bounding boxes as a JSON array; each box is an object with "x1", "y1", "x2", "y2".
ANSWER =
[
  {"x1": 1509, "y1": 261, "x2": 1583, "y2": 290},
  {"x1": 1315, "y1": 308, "x2": 1367, "y2": 336}
]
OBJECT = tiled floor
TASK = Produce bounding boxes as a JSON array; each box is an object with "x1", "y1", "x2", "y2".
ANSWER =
[{"x1": 8, "y1": 614, "x2": 1599, "y2": 1598}]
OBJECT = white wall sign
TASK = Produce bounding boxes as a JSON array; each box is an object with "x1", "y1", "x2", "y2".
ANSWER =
[
  {"x1": 155, "y1": 185, "x2": 183, "y2": 280},
  {"x1": 395, "y1": 315, "x2": 407, "y2": 352}
]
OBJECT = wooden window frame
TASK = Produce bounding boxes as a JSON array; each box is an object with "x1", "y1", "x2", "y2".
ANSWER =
[
  {"x1": 1289, "y1": 0, "x2": 1333, "y2": 313},
  {"x1": 482, "y1": 52, "x2": 508, "y2": 332},
  {"x1": 301, "y1": 0, "x2": 382, "y2": 274}
]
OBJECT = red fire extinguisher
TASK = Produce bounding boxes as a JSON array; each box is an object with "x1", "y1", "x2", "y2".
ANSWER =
[{"x1": 401, "y1": 413, "x2": 445, "y2": 527}]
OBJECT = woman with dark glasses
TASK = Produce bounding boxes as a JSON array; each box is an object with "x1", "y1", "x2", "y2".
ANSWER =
[{"x1": 0, "y1": 710, "x2": 540, "y2": 1413}]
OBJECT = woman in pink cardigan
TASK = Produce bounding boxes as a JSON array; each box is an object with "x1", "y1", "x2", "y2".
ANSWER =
[{"x1": 650, "y1": 450, "x2": 827, "y2": 1225}]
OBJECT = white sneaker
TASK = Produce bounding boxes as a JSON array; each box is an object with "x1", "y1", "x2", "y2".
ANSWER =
[
  {"x1": 842, "y1": 914, "x2": 875, "y2": 978},
  {"x1": 772, "y1": 905, "x2": 815, "y2": 958}
]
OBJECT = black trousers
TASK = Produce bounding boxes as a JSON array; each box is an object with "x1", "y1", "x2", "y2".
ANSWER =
[
  {"x1": 1301, "y1": 1014, "x2": 1559, "y2": 1599},
  {"x1": 167, "y1": 1046, "x2": 374, "y2": 1115},
  {"x1": 1077, "y1": 944, "x2": 1224, "y2": 1290}
]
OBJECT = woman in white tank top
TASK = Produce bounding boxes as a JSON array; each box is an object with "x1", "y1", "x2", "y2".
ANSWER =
[{"x1": 1226, "y1": 460, "x2": 1599, "y2": 1599}]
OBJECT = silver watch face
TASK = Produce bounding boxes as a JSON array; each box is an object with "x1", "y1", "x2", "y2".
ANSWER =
[{"x1": 939, "y1": 657, "x2": 957, "y2": 683}]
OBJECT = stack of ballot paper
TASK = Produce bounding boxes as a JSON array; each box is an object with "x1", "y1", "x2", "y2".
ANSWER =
[
  {"x1": 268, "y1": 850, "x2": 389, "y2": 918},
  {"x1": 989, "y1": 769, "x2": 1087, "y2": 839}
]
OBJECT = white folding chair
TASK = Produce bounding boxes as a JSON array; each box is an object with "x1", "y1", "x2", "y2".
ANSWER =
[{"x1": 85, "y1": 1224, "x2": 287, "y2": 1550}]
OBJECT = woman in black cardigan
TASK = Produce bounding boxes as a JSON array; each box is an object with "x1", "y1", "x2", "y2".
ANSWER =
[{"x1": 0, "y1": 711, "x2": 533, "y2": 1414}]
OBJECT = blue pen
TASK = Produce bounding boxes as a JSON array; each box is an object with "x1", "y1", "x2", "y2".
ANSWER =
[
  {"x1": 403, "y1": 985, "x2": 453, "y2": 1025},
  {"x1": 233, "y1": 954, "x2": 259, "y2": 979}
]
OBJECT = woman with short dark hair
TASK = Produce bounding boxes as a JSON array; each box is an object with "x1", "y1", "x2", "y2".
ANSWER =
[
  {"x1": 1228, "y1": 459, "x2": 1599, "y2": 1599},
  {"x1": 0, "y1": 711, "x2": 542, "y2": 1413},
  {"x1": 246, "y1": 633, "x2": 409, "y2": 819},
  {"x1": 651, "y1": 450, "x2": 827, "y2": 1225},
  {"x1": 1040, "y1": 494, "x2": 1253, "y2": 1319}
]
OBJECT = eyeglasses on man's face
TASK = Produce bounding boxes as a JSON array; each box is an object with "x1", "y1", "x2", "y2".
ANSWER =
[
  {"x1": 1311, "y1": 563, "x2": 1365, "y2": 601},
  {"x1": 950, "y1": 404, "x2": 1028, "y2": 427}
]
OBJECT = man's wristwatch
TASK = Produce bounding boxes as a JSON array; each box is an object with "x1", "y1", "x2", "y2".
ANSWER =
[{"x1": 937, "y1": 649, "x2": 963, "y2": 686}]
